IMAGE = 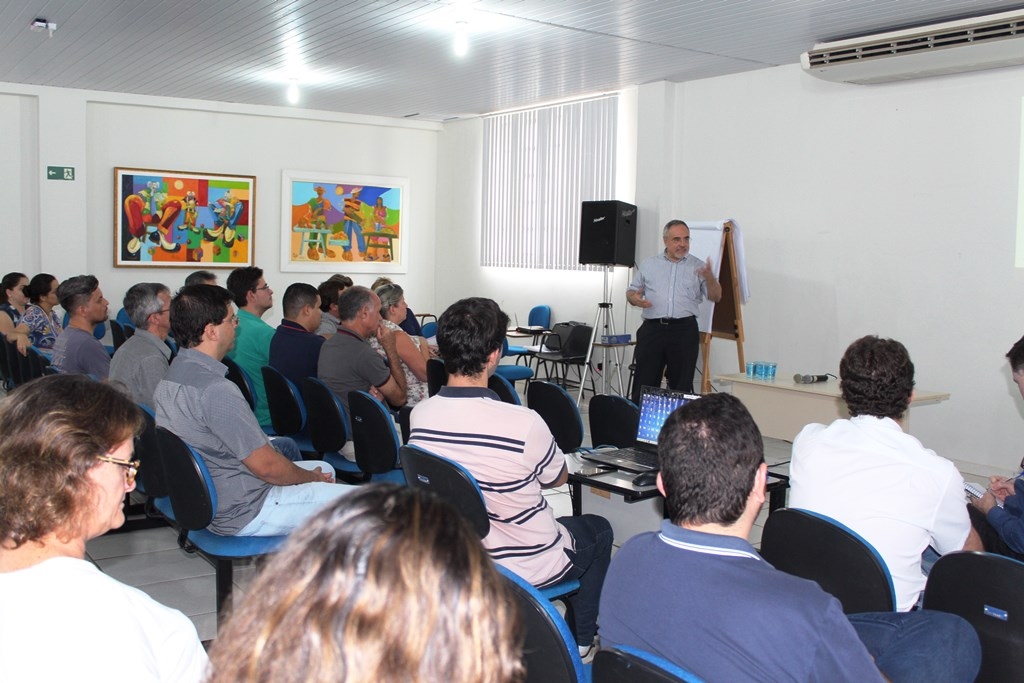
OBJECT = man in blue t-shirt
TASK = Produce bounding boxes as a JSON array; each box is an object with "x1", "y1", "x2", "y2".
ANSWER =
[{"x1": 599, "y1": 392, "x2": 980, "y2": 683}]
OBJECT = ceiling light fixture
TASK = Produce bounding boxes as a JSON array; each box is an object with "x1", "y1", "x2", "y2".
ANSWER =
[
  {"x1": 286, "y1": 80, "x2": 300, "y2": 105},
  {"x1": 453, "y1": 20, "x2": 469, "y2": 57},
  {"x1": 30, "y1": 18, "x2": 57, "y2": 38}
]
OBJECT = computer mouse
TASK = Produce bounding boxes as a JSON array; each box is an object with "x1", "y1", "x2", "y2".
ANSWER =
[{"x1": 632, "y1": 470, "x2": 658, "y2": 488}]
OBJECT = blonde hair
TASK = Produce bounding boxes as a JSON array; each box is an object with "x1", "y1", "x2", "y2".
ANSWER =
[{"x1": 207, "y1": 485, "x2": 524, "y2": 683}]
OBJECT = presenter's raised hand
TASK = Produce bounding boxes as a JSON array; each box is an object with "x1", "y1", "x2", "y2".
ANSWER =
[{"x1": 697, "y1": 257, "x2": 715, "y2": 280}]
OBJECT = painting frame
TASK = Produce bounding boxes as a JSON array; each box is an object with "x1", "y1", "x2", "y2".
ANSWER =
[
  {"x1": 114, "y1": 167, "x2": 256, "y2": 268},
  {"x1": 280, "y1": 170, "x2": 408, "y2": 274}
]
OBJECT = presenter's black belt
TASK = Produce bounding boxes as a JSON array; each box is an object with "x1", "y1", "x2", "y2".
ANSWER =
[{"x1": 643, "y1": 316, "x2": 696, "y2": 326}]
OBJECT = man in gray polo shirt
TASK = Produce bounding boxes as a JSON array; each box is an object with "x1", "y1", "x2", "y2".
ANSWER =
[
  {"x1": 50, "y1": 274, "x2": 111, "y2": 379},
  {"x1": 155, "y1": 284, "x2": 352, "y2": 536},
  {"x1": 109, "y1": 282, "x2": 173, "y2": 406}
]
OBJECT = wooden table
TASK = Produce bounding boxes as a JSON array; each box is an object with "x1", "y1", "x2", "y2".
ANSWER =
[{"x1": 714, "y1": 373, "x2": 950, "y2": 441}]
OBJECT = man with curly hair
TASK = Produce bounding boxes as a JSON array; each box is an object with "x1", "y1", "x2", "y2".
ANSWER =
[{"x1": 789, "y1": 335, "x2": 982, "y2": 611}]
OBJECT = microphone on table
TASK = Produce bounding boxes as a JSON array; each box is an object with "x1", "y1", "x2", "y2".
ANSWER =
[{"x1": 793, "y1": 374, "x2": 830, "y2": 384}]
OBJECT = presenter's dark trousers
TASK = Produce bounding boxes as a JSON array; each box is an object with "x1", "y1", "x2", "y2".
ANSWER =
[{"x1": 631, "y1": 316, "x2": 699, "y2": 404}]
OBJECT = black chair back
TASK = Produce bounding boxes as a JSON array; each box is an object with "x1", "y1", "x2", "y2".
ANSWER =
[
  {"x1": 400, "y1": 444, "x2": 490, "y2": 538},
  {"x1": 923, "y1": 551, "x2": 1024, "y2": 683},
  {"x1": 589, "y1": 394, "x2": 639, "y2": 448},
  {"x1": 593, "y1": 647, "x2": 704, "y2": 683},
  {"x1": 427, "y1": 357, "x2": 447, "y2": 396},
  {"x1": 348, "y1": 390, "x2": 401, "y2": 475},
  {"x1": 156, "y1": 427, "x2": 215, "y2": 530},
  {"x1": 759, "y1": 508, "x2": 895, "y2": 614},
  {"x1": 222, "y1": 356, "x2": 256, "y2": 411},
  {"x1": 260, "y1": 366, "x2": 306, "y2": 436},
  {"x1": 397, "y1": 405, "x2": 413, "y2": 444},
  {"x1": 498, "y1": 566, "x2": 586, "y2": 683},
  {"x1": 300, "y1": 377, "x2": 349, "y2": 455},
  {"x1": 527, "y1": 380, "x2": 584, "y2": 453},
  {"x1": 134, "y1": 404, "x2": 170, "y2": 498},
  {"x1": 23, "y1": 346, "x2": 50, "y2": 382},
  {"x1": 5, "y1": 339, "x2": 23, "y2": 386},
  {"x1": 489, "y1": 373, "x2": 522, "y2": 405},
  {"x1": 544, "y1": 322, "x2": 592, "y2": 359},
  {"x1": 109, "y1": 320, "x2": 128, "y2": 350}
]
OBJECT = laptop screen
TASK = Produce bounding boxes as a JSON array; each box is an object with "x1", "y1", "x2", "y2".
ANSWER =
[{"x1": 636, "y1": 386, "x2": 700, "y2": 445}]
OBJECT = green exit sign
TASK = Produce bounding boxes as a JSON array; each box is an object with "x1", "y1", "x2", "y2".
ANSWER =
[{"x1": 46, "y1": 166, "x2": 75, "y2": 181}]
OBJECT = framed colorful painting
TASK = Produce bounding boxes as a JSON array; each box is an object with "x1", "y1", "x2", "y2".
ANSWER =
[
  {"x1": 114, "y1": 168, "x2": 256, "y2": 268},
  {"x1": 280, "y1": 170, "x2": 407, "y2": 273}
]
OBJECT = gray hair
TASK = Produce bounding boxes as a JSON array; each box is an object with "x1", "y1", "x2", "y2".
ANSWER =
[
  {"x1": 124, "y1": 282, "x2": 170, "y2": 329},
  {"x1": 662, "y1": 219, "x2": 689, "y2": 237},
  {"x1": 337, "y1": 286, "x2": 376, "y2": 323},
  {"x1": 375, "y1": 283, "x2": 404, "y2": 318}
]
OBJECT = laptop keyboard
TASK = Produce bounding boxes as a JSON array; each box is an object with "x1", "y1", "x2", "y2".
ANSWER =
[{"x1": 611, "y1": 447, "x2": 659, "y2": 469}]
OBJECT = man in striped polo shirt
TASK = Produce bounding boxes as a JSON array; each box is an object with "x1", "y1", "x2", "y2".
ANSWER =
[{"x1": 409, "y1": 297, "x2": 613, "y2": 659}]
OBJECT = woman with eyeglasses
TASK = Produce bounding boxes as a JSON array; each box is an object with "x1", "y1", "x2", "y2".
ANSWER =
[
  {"x1": 10, "y1": 272, "x2": 63, "y2": 354},
  {"x1": 0, "y1": 374, "x2": 208, "y2": 682},
  {"x1": 207, "y1": 484, "x2": 523, "y2": 683},
  {"x1": 370, "y1": 282, "x2": 431, "y2": 406},
  {"x1": 0, "y1": 271, "x2": 29, "y2": 343}
]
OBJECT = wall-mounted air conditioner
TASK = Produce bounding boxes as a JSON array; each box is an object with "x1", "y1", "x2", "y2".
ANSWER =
[{"x1": 801, "y1": 9, "x2": 1024, "y2": 84}]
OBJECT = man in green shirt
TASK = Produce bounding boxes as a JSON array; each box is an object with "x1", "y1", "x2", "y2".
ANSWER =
[{"x1": 226, "y1": 266, "x2": 275, "y2": 428}]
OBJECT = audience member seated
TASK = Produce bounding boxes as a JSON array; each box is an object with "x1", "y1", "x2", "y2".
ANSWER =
[
  {"x1": 183, "y1": 269, "x2": 217, "y2": 287},
  {"x1": 316, "y1": 274, "x2": 352, "y2": 338},
  {"x1": 269, "y1": 282, "x2": 324, "y2": 388},
  {"x1": 318, "y1": 285, "x2": 407, "y2": 422},
  {"x1": 0, "y1": 374, "x2": 208, "y2": 681},
  {"x1": 789, "y1": 335, "x2": 982, "y2": 611},
  {"x1": 154, "y1": 284, "x2": 352, "y2": 536},
  {"x1": 968, "y1": 333, "x2": 1024, "y2": 560},
  {"x1": 206, "y1": 484, "x2": 523, "y2": 683},
  {"x1": 109, "y1": 282, "x2": 172, "y2": 406},
  {"x1": 225, "y1": 266, "x2": 275, "y2": 429},
  {"x1": 0, "y1": 272, "x2": 28, "y2": 342},
  {"x1": 371, "y1": 276, "x2": 423, "y2": 337},
  {"x1": 599, "y1": 392, "x2": 981, "y2": 683},
  {"x1": 409, "y1": 297, "x2": 612, "y2": 658},
  {"x1": 12, "y1": 272, "x2": 62, "y2": 353},
  {"x1": 50, "y1": 275, "x2": 111, "y2": 379},
  {"x1": 370, "y1": 282, "x2": 430, "y2": 406}
]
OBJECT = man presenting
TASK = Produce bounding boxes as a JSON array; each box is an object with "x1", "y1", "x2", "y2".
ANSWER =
[
  {"x1": 626, "y1": 219, "x2": 721, "y2": 403},
  {"x1": 409, "y1": 297, "x2": 613, "y2": 658},
  {"x1": 600, "y1": 392, "x2": 980, "y2": 683},
  {"x1": 790, "y1": 335, "x2": 983, "y2": 611},
  {"x1": 155, "y1": 285, "x2": 350, "y2": 536}
]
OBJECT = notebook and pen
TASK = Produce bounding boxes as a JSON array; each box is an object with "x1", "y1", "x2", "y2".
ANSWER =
[{"x1": 581, "y1": 385, "x2": 699, "y2": 473}]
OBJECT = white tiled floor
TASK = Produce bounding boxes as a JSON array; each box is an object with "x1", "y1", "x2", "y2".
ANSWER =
[{"x1": 85, "y1": 386, "x2": 791, "y2": 643}]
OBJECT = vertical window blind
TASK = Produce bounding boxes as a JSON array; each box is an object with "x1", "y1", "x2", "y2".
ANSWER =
[{"x1": 481, "y1": 95, "x2": 617, "y2": 270}]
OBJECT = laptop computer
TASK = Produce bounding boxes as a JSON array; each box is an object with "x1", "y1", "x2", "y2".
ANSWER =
[{"x1": 581, "y1": 385, "x2": 699, "y2": 473}]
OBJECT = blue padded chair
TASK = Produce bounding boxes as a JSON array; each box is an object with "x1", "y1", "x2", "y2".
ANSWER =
[
  {"x1": 496, "y1": 337, "x2": 534, "y2": 389},
  {"x1": 489, "y1": 372, "x2": 522, "y2": 405},
  {"x1": 260, "y1": 366, "x2": 315, "y2": 454},
  {"x1": 498, "y1": 565, "x2": 590, "y2": 683},
  {"x1": 298, "y1": 378, "x2": 364, "y2": 480},
  {"x1": 401, "y1": 443, "x2": 580, "y2": 626},
  {"x1": 759, "y1": 508, "x2": 896, "y2": 614},
  {"x1": 222, "y1": 357, "x2": 273, "y2": 437},
  {"x1": 135, "y1": 404, "x2": 175, "y2": 522},
  {"x1": 508, "y1": 304, "x2": 553, "y2": 365},
  {"x1": 527, "y1": 380, "x2": 588, "y2": 454},
  {"x1": 348, "y1": 390, "x2": 406, "y2": 484},
  {"x1": 923, "y1": 551, "x2": 1024, "y2": 683},
  {"x1": 588, "y1": 394, "x2": 639, "y2": 448},
  {"x1": 593, "y1": 646, "x2": 705, "y2": 683},
  {"x1": 156, "y1": 427, "x2": 286, "y2": 621},
  {"x1": 116, "y1": 307, "x2": 135, "y2": 330},
  {"x1": 529, "y1": 304, "x2": 552, "y2": 330},
  {"x1": 421, "y1": 321, "x2": 438, "y2": 339}
]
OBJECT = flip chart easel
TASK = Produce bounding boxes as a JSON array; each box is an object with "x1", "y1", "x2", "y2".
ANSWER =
[{"x1": 697, "y1": 220, "x2": 745, "y2": 393}]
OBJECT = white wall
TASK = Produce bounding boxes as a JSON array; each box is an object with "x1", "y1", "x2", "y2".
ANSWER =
[
  {"x1": 0, "y1": 83, "x2": 441, "y2": 323},
  {"x1": 673, "y1": 63, "x2": 1024, "y2": 474}
]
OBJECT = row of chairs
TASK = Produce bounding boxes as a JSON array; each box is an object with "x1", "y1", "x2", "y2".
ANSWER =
[
  {"x1": 0, "y1": 338, "x2": 53, "y2": 389},
  {"x1": 760, "y1": 508, "x2": 1024, "y2": 683}
]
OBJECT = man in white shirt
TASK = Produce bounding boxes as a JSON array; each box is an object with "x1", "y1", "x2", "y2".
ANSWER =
[{"x1": 790, "y1": 335, "x2": 982, "y2": 611}]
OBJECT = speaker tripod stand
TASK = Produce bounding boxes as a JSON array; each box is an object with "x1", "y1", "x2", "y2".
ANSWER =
[{"x1": 576, "y1": 265, "x2": 627, "y2": 406}]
